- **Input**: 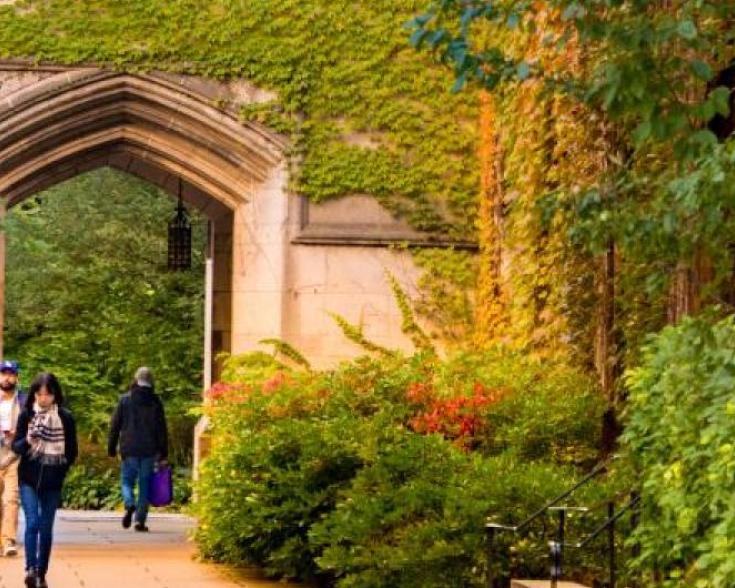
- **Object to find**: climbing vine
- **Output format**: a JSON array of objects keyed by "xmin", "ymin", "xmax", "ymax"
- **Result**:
[
  {"xmin": 0, "ymin": 0, "xmax": 480, "ymax": 238},
  {"xmin": 410, "ymin": 0, "xmax": 735, "ymax": 371},
  {"xmin": 0, "ymin": 0, "xmax": 484, "ymax": 341},
  {"xmin": 6, "ymin": 0, "xmax": 733, "ymax": 366}
]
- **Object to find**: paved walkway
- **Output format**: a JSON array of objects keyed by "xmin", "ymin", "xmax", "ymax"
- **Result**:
[{"xmin": 0, "ymin": 511, "xmax": 296, "ymax": 588}]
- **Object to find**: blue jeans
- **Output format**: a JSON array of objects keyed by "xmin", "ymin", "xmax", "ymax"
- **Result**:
[
  {"xmin": 121, "ymin": 456, "xmax": 154, "ymax": 524},
  {"xmin": 19, "ymin": 484, "xmax": 61, "ymax": 574}
]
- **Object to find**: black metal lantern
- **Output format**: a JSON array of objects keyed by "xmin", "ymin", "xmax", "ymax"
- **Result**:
[{"xmin": 168, "ymin": 179, "xmax": 191, "ymax": 270}]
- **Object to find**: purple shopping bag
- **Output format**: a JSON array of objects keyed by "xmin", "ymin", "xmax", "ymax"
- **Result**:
[{"xmin": 148, "ymin": 465, "xmax": 173, "ymax": 507}]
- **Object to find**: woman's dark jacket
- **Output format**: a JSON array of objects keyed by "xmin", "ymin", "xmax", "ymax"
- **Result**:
[
  {"xmin": 107, "ymin": 384, "xmax": 168, "ymax": 460},
  {"xmin": 12, "ymin": 407, "xmax": 78, "ymax": 492}
]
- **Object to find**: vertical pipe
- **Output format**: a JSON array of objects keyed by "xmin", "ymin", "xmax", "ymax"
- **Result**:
[
  {"xmin": 630, "ymin": 492, "xmax": 641, "ymax": 588},
  {"xmin": 486, "ymin": 524, "xmax": 511, "ymax": 588},
  {"xmin": 550, "ymin": 510, "xmax": 565, "ymax": 588},
  {"xmin": 194, "ymin": 220, "xmax": 215, "ymax": 485},
  {"xmin": 558, "ymin": 509, "xmax": 565, "ymax": 581},
  {"xmin": 595, "ymin": 239, "xmax": 617, "ymax": 404},
  {"xmin": 203, "ymin": 220, "xmax": 214, "ymax": 392}
]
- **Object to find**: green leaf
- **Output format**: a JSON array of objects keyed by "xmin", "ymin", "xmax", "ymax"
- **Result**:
[
  {"xmin": 427, "ymin": 29, "xmax": 446, "ymax": 48},
  {"xmin": 690, "ymin": 59, "xmax": 713, "ymax": 81},
  {"xmin": 451, "ymin": 72, "xmax": 467, "ymax": 93},
  {"xmin": 710, "ymin": 86, "xmax": 732, "ymax": 117},
  {"xmin": 633, "ymin": 120, "xmax": 652, "ymax": 145},
  {"xmin": 409, "ymin": 28, "xmax": 428, "ymax": 48},
  {"xmin": 677, "ymin": 20, "xmax": 698, "ymax": 40},
  {"xmin": 689, "ymin": 129, "xmax": 718, "ymax": 147}
]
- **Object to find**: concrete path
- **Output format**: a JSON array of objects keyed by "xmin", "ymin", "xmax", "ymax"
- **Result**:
[{"xmin": 0, "ymin": 510, "xmax": 296, "ymax": 588}]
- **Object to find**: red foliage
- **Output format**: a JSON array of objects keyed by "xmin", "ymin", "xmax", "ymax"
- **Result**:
[
  {"xmin": 262, "ymin": 370, "xmax": 289, "ymax": 394},
  {"xmin": 407, "ymin": 381, "xmax": 508, "ymax": 447},
  {"xmin": 204, "ymin": 381, "xmax": 250, "ymax": 403},
  {"xmin": 406, "ymin": 381, "xmax": 433, "ymax": 404}
]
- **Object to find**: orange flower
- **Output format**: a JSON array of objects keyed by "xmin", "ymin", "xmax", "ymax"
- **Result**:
[{"xmin": 261, "ymin": 371, "xmax": 289, "ymax": 394}]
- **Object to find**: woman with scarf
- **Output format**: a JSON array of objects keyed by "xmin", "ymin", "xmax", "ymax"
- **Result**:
[{"xmin": 12, "ymin": 373, "xmax": 77, "ymax": 588}]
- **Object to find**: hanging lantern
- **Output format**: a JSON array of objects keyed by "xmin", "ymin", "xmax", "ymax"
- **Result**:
[{"xmin": 168, "ymin": 179, "xmax": 191, "ymax": 270}]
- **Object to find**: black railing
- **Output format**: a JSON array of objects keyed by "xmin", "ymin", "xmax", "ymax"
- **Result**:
[{"xmin": 485, "ymin": 458, "xmax": 639, "ymax": 588}]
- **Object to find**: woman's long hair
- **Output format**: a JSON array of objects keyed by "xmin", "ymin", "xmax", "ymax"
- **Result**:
[{"xmin": 24, "ymin": 372, "xmax": 64, "ymax": 412}]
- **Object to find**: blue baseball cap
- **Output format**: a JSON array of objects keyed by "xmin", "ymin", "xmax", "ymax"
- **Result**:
[{"xmin": 0, "ymin": 360, "xmax": 19, "ymax": 374}]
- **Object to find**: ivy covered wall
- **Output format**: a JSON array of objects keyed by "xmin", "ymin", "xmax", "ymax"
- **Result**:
[
  {"xmin": 0, "ymin": 0, "xmax": 479, "ymax": 237},
  {"xmin": 0, "ymin": 0, "xmax": 483, "ymax": 342}
]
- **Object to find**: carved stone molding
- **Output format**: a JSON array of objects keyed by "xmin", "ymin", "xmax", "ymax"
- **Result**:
[{"xmin": 0, "ymin": 60, "xmax": 286, "ymax": 216}]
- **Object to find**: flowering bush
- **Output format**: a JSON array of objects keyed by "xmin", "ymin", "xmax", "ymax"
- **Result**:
[
  {"xmin": 408, "ymin": 381, "xmax": 508, "ymax": 446},
  {"xmin": 194, "ymin": 348, "xmax": 608, "ymax": 586},
  {"xmin": 203, "ymin": 381, "xmax": 247, "ymax": 402}
]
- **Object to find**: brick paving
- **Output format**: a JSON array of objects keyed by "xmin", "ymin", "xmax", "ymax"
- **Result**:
[{"xmin": 0, "ymin": 510, "xmax": 295, "ymax": 588}]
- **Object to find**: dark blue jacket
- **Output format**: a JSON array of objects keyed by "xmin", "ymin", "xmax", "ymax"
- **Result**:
[
  {"xmin": 12, "ymin": 406, "xmax": 78, "ymax": 492},
  {"xmin": 108, "ymin": 384, "xmax": 168, "ymax": 460}
]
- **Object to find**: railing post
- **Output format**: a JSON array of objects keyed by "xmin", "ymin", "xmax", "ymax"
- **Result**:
[
  {"xmin": 486, "ymin": 524, "xmax": 496, "ymax": 588},
  {"xmin": 549, "ymin": 509, "xmax": 565, "ymax": 588},
  {"xmin": 629, "ymin": 491, "xmax": 641, "ymax": 588},
  {"xmin": 608, "ymin": 501, "xmax": 616, "ymax": 588},
  {"xmin": 486, "ymin": 523, "xmax": 510, "ymax": 588}
]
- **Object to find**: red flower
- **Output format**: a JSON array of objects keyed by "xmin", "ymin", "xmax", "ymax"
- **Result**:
[{"xmin": 262, "ymin": 371, "xmax": 288, "ymax": 394}]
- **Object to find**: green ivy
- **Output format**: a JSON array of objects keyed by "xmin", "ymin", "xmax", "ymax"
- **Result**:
[{"xmin": 0, "ymin": 0, "xmax": 480, "ymax": 241}]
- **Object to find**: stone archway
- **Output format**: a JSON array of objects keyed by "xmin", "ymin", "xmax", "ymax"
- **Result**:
[
  {"xmin": 0, "ymin": 59, "xmax": 444, "ymax": 385},
  {"xmin": 0, "ymin": 60, "xmax": 287, "ymax": 384}
]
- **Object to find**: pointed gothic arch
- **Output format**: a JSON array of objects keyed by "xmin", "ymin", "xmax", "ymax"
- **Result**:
[
  {"xmin": 0, "ymin": 62, "xmax": 288, "ymax": 383},
  {"xmin": 0, "ymin": 60, "xmax": 434, "ymax": 384}
]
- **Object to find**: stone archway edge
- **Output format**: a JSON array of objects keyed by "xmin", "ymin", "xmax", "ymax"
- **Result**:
[
  {"xmin": 0, "ymin": 68, "xmax": 286, "ymax": 154},
  {"xmin": 0, "ymin": 63, "xmax": 288, "ymax": 208}
]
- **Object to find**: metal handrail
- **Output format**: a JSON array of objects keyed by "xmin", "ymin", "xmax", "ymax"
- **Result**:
[
  {"xmin": 575, "ymin": 493, "xmax": 641, "ymax": 550},
  {"xmin": 485, "ymin": 457, "xmax": 611, "ymax": 534},
  {"xmin": 485, "ymin": 456, "xmax": 624, "ymax": 588}
]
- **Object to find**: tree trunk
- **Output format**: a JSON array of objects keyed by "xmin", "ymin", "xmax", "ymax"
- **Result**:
[
  {"xmin": 595, "ymin": 240, "xmax": 617, "ymax": 404},
  {"xmin": 667, "ymin": 249, "xmax": 712, "ymax": 323}
]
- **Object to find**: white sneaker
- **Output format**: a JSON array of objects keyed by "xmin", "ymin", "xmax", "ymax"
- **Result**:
[{"xmin": 3, "ymin": 541, "xmax": 17, "ymax": 556}]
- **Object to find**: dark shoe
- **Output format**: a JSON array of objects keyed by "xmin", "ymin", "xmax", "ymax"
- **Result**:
[
  {"xmin": 122, "ymin": 505, "xmax": 135, "ymax": 529},
  {"xmin": 24, "ymin": 569, "xmax": 37, "ymax": 588},
  {"xmin": 35, "ymin": 573, "xmax": 48, "ymax": 588},
  {"xmin": 134, "ymin": 522, "xmax": 149, "ymax": 532}
]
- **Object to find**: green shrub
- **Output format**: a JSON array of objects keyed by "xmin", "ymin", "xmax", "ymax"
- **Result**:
[
  {"xmin": 311, "ymin": 435, "xmax": 606, "ymax": 588},
  {"xmin": 430, "ymin": 349, "xmax": 604, "ymax": 463},
  {"xmin": 62, "ymin": 443, "xmax": 192, "ymax": 511},
  {"xmin": 63, "ymin": 460, "xmax": 121, "ymax": 511},
  {"xmin": 194, "ymin": 348, "xmax": 610, "ymax": 586},
  {"xmin": 623, "ymin": 314, "xmax": 735, "ymax": 587}
]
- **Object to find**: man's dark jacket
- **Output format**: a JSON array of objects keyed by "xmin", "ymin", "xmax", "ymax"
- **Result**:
[
  {"xmin": 12, "ymin": 407, "xmax": 78, "ymax": 492},
  {"xmin": 108, "ymin": 384, "xmax": 168, "ymax": 460}
]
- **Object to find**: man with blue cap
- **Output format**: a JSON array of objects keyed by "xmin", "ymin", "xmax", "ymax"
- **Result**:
[{"xmin": 0, "ymin": 360, "xmax": 24, "ymax": 557}]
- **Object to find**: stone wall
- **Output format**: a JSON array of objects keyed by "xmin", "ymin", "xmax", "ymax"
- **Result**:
[{"xmin": 0, "ymin": 61, "xmax": 428, "ymax": 370}]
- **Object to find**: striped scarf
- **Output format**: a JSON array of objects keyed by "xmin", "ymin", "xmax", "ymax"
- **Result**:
[{"xmin": 28, "ymin": 402, "xmax": 66, "ymax": 465}]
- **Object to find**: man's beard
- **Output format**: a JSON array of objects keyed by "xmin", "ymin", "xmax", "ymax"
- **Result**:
[{"xmin": 0, "ymin": 382, "xmax": 16, "ymax": 392}]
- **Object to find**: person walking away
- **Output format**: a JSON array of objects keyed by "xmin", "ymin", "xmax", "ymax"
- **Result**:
[
  {"xmin": 107, "ymin": 367, "xmax": 168, "ymax": 532},
  {"xmin": 12, "ymin": 372, "xmax": 78, "ymax": 588},
  {"xmin": 0, "ymin": 359, "xmax": 25, "ymax": 557}
]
